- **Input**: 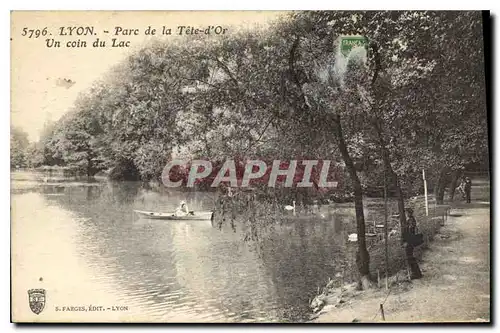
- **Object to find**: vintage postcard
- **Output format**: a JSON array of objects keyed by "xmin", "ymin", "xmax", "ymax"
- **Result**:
[{"xmin": 10, "ymin": 10, "xmax": 490, "ymax": 323}]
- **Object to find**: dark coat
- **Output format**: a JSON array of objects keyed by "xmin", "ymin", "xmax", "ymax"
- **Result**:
[
  {"xmin": 465, "ymin": 180, "xmax": 472, "ymax": 192},
  {"xmin": 403, "ymin": 216, "xmax": 417, "ymax": 243}
]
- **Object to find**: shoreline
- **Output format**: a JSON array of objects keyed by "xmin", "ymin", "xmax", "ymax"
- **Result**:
[{"xmin": 309, "ymin": 203, "xmax": 490, "ymax": 323}]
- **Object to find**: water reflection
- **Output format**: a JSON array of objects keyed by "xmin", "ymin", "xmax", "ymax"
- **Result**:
[{"xmin": 11, "ymin": 171, "xmax": 383, "ymax": 322}]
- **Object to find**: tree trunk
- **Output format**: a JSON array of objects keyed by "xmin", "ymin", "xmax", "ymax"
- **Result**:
[
  {"xmin": 87, "ymin": 157, "xmax": 93, "ymax": 178},
  {"xmin": 435, "ymin": 167, "xmax": 449, "ymax": 205},
  {"xmin": 371, "ymin": 118, "xmax": 407, "ymax": 236},
  {"xmin": 332, "ymin": 114, "xmax": 371, "ymax": 289},
  {"xmin": 370, "ymin": 116, "xmax": 423, "ymax": 278},
  {"xmin": 380, "ymin": 149, "xmax": 407, "ymax": 241},
  {"xmin": 448, "ymin": 169, "xmax": 461, "ymax": 201},
  {"xmin": 393, "ymin": 178, "xmax": 407, "ymax": 239},
  {"xmin": 368, "ymin": 48, "xmax": 420, "ymax": 278}
]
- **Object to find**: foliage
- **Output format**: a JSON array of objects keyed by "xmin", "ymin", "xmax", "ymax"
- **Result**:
[
  {"xmin": 10, "ymin": 127, "xmax": 29, "ymax": 168},
  {"xmin": 32, "ymin": 12, "xmax": 487, "ymax": 192},
  {"xmin": 22, "ymin": 10, "xmax": 488, "ymax": 287}
]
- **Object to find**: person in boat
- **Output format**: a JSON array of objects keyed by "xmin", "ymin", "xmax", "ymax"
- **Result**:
[
  {"xmin": 175, "ymin": 201, "xmax": 189, "ymax": 217},
  {"xmin": 403, "ymin": 208, "xmax": 423, "ymax": 280}
]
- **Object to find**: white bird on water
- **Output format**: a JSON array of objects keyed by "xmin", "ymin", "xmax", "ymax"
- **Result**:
[
  {"xmin": 284, "ymin": 200, "xmax": 296, "ymax": 216},
  {"xmin": 348, "ymin": 233, "xmax": 358, "ymax": 242}
]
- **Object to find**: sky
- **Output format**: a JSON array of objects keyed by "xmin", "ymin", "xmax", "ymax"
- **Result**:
[{"xmin": 10, "ymin": 11, "xmax": 286, "ymax": 142}]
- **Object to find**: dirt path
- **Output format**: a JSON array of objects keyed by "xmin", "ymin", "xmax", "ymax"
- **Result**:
[{"xmin": 313, "ymin": 204, "xmax": 491, "ymax": 323}]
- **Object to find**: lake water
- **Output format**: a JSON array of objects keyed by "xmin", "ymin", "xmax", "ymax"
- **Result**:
[{"xmin": 11, "ymin": 170, "xmax": 389, "ymax": 323}]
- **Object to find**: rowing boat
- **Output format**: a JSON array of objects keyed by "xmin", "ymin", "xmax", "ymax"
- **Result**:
[{"xmin": 134, "ymin": 209, "xmax": 213, "ymax": 221}]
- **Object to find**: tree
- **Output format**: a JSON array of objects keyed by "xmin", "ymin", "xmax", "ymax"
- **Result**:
[
  {"xmin": 10, "ymin": 127, "xmax": 29, "ymax": 168},
  {"xmin": 49, "ymin": 97, "xmax": 107, "ymax": 177},
  {"xmin": 271, "ymin": 10, "xmax": 487, "ymax": 282},
  {"xmin": 36, "ymin": 10, "xmax": 488, "ymax": 286}
]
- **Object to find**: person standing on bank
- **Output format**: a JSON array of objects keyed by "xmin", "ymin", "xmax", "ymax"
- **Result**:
[
  {"xmin": 464, "ymin": 177, "xmax": 472, "ymax": 203},
  {"xmin": 457, "ymin": 177, "xmax": 466, "ymax": 200},
  {"xmin": 403, "ymin": 208, "xmax": 423, "ymax": 280}
]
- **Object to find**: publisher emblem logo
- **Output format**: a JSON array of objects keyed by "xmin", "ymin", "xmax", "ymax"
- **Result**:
[{"xmin": 28, "ymin": 288, "xmax": 46, "ymax": 315}]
